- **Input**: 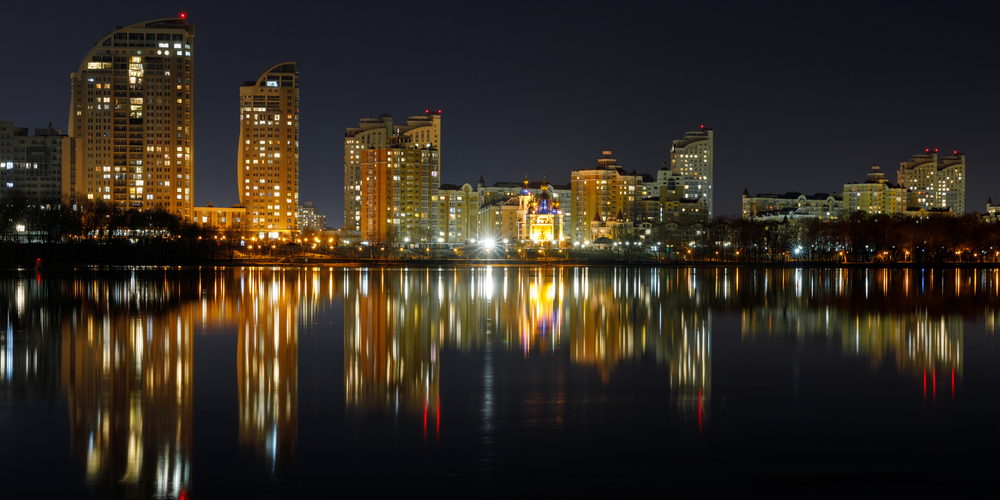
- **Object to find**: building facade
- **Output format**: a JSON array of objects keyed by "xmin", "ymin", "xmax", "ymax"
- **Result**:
[
  {"xmin": 344, "ymin": 112, "xmax": 440, "ymax": 231},
  {"xmin": 297, "ymin": 201, "xmax": 326, "ymax": 232},
  {"xmin": 0, "ymin": 122, "xmax": 68, "ymax": 202},
  {"xmin": 193, "ymin": 203, "xmax": 246, "ymax": 229},
  {"xmin": 237, "ymin": 62, "xmax": 299, "ymax": 238},
  {"xmin": 67, "ymin": 17, "xmax": 195, "ymax": 218},
  {"xmin": 671, "ymin": 127, "xmax": 714, "ymax": 219},
  {"xmin": 897, "ymin": 150, "xmax": 966, "ymax": 215},
  {"xmin": 843, "ymin": 165, "xmax": 909, "ymax": 216},
  {"xmin": 569, "ymin": 151, "xmax": 645, "ymax": 242},
  {"xmin": 358, "ymin": 139, "xmax": 440, "ymax": 244},
  {"xmin": 742, "ymin": 191, "xmax": 843, "ymax": 222},
  {"xmin": 437, "ymin": 183, "xmax": 479, "ymax": 244}
]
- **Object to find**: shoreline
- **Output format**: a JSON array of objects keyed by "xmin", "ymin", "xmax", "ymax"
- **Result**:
[{"xmin": 6, "ymin": 258, "xmax": 1000, "ymax": 272}]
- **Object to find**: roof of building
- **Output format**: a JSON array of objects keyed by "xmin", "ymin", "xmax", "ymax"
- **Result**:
[
  {"xmin": 438, "ymin": 183, "xmax": 462, "ymax": 191},
  {"xmin": 750, "ymin": 191, "xmax": 840, "ymax": 201}
]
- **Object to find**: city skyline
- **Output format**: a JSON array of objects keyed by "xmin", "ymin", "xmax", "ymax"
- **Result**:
[{"xmin": 2, "ymin": 1, "xmax": 998, "ymax": 225}]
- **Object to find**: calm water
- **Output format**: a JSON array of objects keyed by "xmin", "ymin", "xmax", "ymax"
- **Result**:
[{"xmin": 2, "ymin": 266, "xmax": 1000, "ymax": 498}]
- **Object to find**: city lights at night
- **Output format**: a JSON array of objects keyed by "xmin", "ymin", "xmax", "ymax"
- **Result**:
[{"xmin": 3, "ymin": 1, "xmax": 1000, "ymax": 498}]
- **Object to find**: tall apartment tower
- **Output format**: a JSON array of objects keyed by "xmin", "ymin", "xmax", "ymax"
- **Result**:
[
  {"xmin": 344, "ymin": 111, "xmax": 440, "ymax": 230},
  {"xmin": 897, "ymin": 150, "xmax": 966, "ymax": 215},
  {"xmin": 358, "ymin": 137, "xmax": 440, "ymax": 243},
  {"xmin": 67, "ymin": 18, "xmax": 195, "ymax": 218},
  {"xmin": 237, "ymin": 62, "xmax": 299, "ymax": 237},
  {"xmin": 671, "ymin": 126, "xmax": 714, "ymax": 219}
]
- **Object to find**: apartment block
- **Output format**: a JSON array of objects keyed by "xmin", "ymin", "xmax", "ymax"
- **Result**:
[
  {"xmin": 345, "ymin": 112, "xmax": 440, "ymax": 231},
  {"xmin": 897, "ymin": 150, "xmax": 966, "ymax": 215},
  {"xmin": 68, "ymin": 18, "xmax": 195, "ymax": 218},
  {"xmin": 237, "ymin": 62, "xmax": 299, "ymax": 238},
  {"xmin": 0, "ymin": 122, "xmax": 69, "ymax": 203}
]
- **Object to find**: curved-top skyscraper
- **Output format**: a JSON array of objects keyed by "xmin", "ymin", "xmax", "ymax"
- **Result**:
[
  {"xmin": 237, "ymin": 62, "xmax": 299, "ymax": 237},
  {"xmin": 67, "ymin": 17, "xmax": 195, "ymax": 220}
]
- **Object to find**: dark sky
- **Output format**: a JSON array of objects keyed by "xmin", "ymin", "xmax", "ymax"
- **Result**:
[{"xmin": 3, "ymin": 1, "xmax": 999, "ymax": 224}]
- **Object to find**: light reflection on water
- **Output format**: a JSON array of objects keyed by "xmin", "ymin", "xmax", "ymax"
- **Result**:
[{"xmin": 2, "ymin": 266, "xmax": 999, "ymax": 497}]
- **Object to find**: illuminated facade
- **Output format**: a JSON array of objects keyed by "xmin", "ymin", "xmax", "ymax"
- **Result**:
[
  {"xmin": 897, "ymin": 150, "xmax": 966, "ymax": 215},
  {"xmin": 296, "ymin": 201, "xmax": 326, "ymax": 231},
  {"xmin": 570, "ymin": 150, "xmax": 646, "ymax": 242},
  {"xmin": 843, "ymin": 165, "xmax": 910, "ymax": 215},
  {"xmin": 344, "ymin": 112, "xmax": 441, "ymax": 231},
  {"xmin": 67, "ymin": 18, "xmax": 195, "ymax": 218},
  {"xmin": 238, "ymin": 62, "xmax": 299, "ymax": 237},
  {"xmin": 0, "ymin": 122, "xmax": 69, "ymax": 202},
  {"xmin": 670, "ymin": 127, "xmax": 714, "ymax": 219},
  {"xmin": 193, "ymin": 202, "xmax": 246, "ymax": 228},
  {"xmin": 358, "ymin": 139, "xmax": 440, "ymax": 243},
  {"xmin": 437, "ymin": 183, "xmax": 479, "ymax": 244}
]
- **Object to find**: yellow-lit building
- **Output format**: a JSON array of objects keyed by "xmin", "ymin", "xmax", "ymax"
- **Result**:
[
  {"xmin": 67, "ymin": 18, "xmax": 196, "ymax": 219},
  {"xmin": 671, "ymin": 126, "xmax": 714, "ymax": 218},
  {"xmin": 437, "ymin": 183, "xmax": 479, "ymax": 244},
  {"xmin": 345, "ymin": 112, "xmax": 441, "ymax": 231},
  {"xmin": 897, "ymin": 150, "xmax": 966, "ymax": 215},
  {"xmin": 359, "ymin": 139, "xmax": 440, "ymax": 243},
  {"xmin": 570, "ymin": 150, "xmax": 645, "ymax": 242},
  {"xmin": 193, "ymin": 202, "xmax": 247, "ymax": 229},
  {"xmin": 237, "ymin": 62, "xmax": 299, "ymax": 238},
  {"xmin": 843, "ymin": 165, "xmax": 910, "ymax": 215}
]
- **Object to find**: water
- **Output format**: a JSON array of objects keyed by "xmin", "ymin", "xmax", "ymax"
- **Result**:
[{"xmin": 2, "ymin": 266, "xmax": 1000, "ymax": 498}]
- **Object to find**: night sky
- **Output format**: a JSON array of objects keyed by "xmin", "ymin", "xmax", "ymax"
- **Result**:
[{"xmin": 3, "ymin": 1, "xmax": 998, "ymax": 225}]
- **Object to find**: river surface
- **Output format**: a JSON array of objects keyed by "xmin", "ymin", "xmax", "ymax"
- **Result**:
[{"xmin": 2, "ymin": 266, "xmax": 999, "ymax": 498}]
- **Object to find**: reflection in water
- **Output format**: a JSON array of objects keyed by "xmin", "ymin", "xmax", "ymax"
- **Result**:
[
  {"xmin": 740, "ymin": 268, "xmax": 966, "ymax": 389},
  {"xmin": 344, "ymin": 269, "xmax": 441, "ymax": 440},
  {"xmin": 237, "ymin": 269, "xmax": 298, "ymax": 469},
  {"xmin": 342, "ymin": 267, "xmax": 712, "ymax": 429},
  {"xmin": 7, "ymin": 266, "xmax": 1000, "ymax": 497},
  {"xmin": 60, "ymin": 277, "xmax": 193, "ymax": 499},
  {"xmin": 0, "ymin": 277, "xmax": 61, "ymax": 403}
]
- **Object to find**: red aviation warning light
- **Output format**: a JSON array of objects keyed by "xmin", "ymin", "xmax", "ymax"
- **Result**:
[{"xmin": 180, "ymin": 12, "xmax": 187, "ymax": 19}]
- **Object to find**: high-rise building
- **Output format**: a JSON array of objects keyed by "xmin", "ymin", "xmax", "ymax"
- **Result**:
[
  {"xmin": 897, "ymin": 150, "xmax": 966, "ymax": 215},
  {"xmin": 358, "ymin": 138, "xmax": 440, "ymax": 243},
  {"xmin": 670, "ymin": 126, "xmax": 714, "ymax": 219},
  {"xmin": 0, "ymin": 122, "xmax": 69, "ymax": 203},
  {"xmin": 344, "ymin": 112, "xmax": 440, "ymax": 230},
  {"xmin": 569, "ymin": 150, "xmax": 645, "ymax": 242},
  {"xmin": 67, "ymin": 18, "xmax": 195, "ymax": 218},
  {"xmin": 237, "ymin": 62, "xmax": 299, "ymax": 237}
]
